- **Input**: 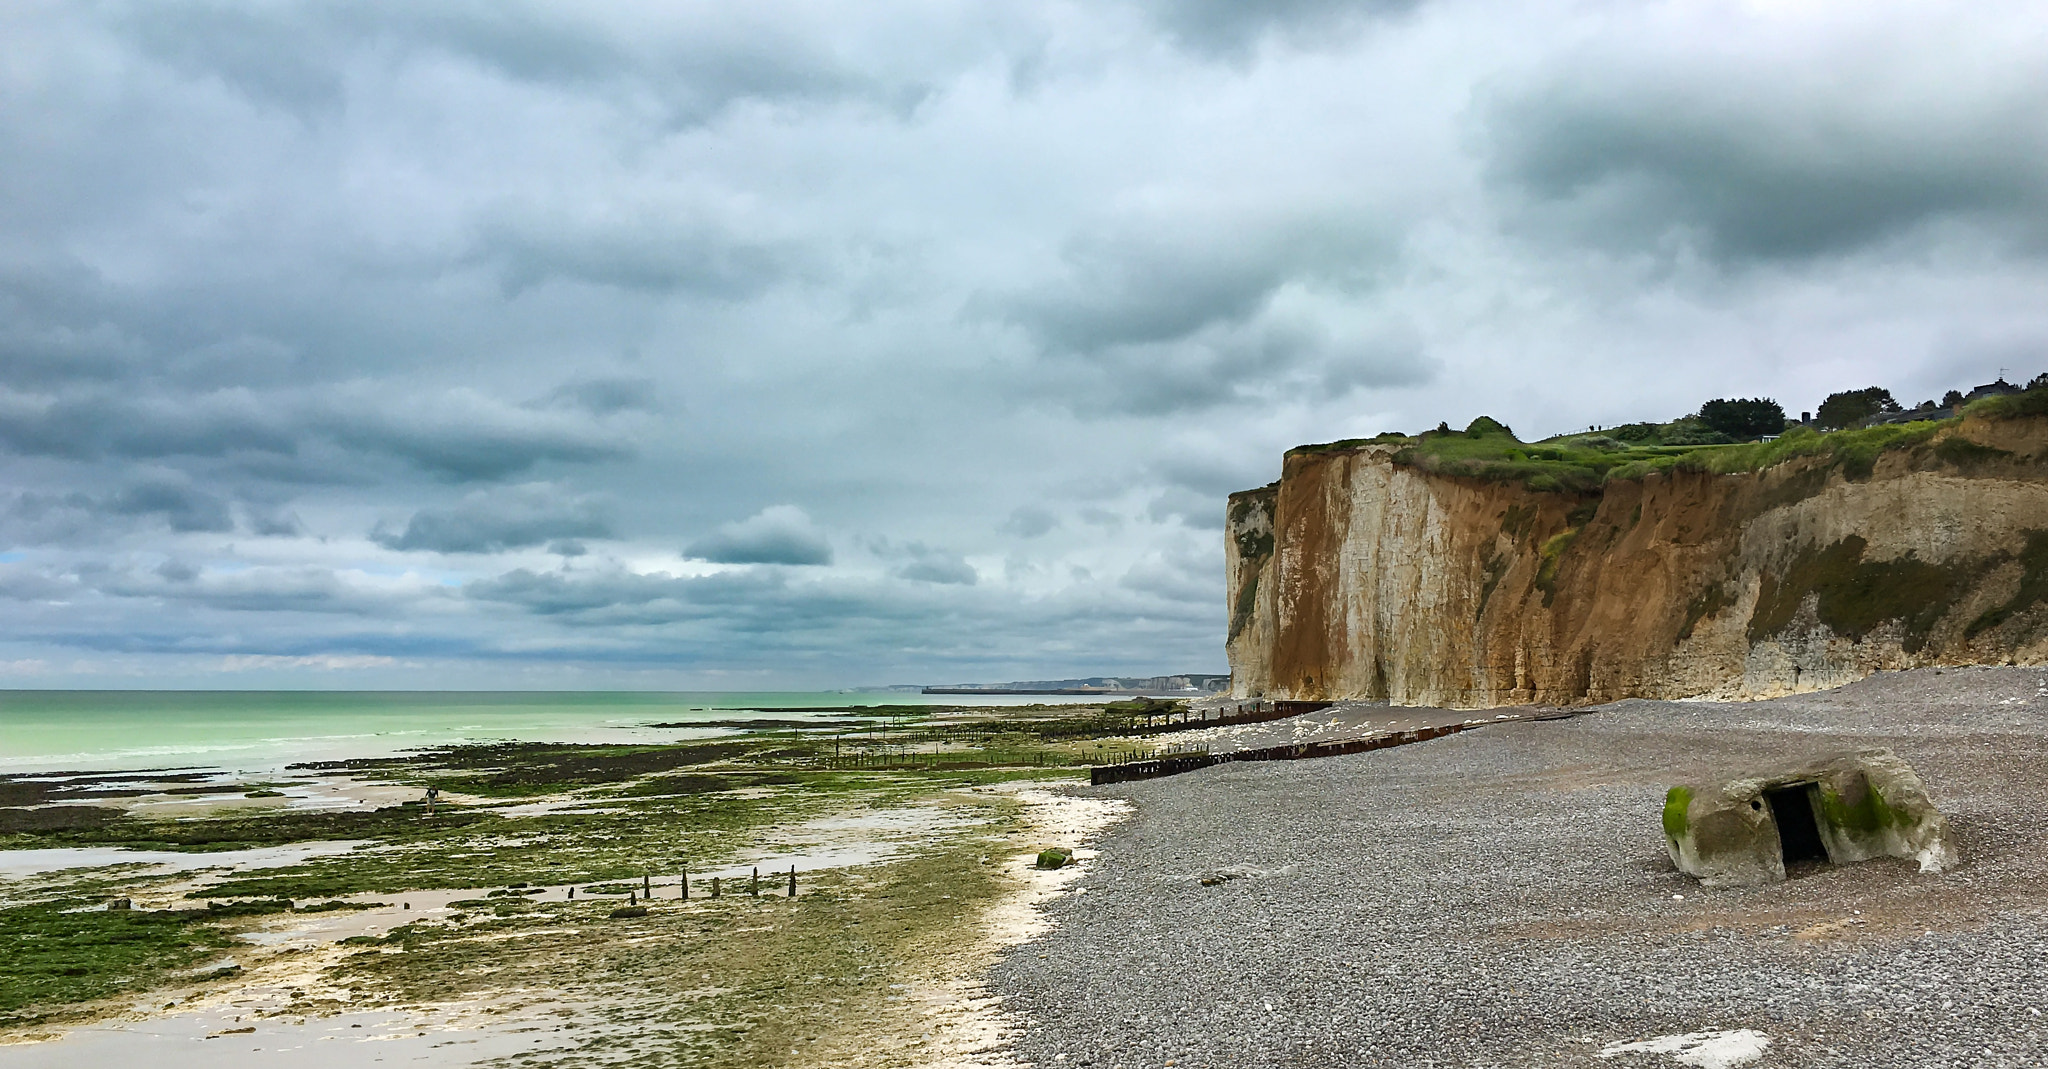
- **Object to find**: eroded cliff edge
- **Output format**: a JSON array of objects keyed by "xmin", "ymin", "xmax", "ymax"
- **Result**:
[{"xmin": 1227, "ymin": 413, "xmax": 2048, "ymax": 707}]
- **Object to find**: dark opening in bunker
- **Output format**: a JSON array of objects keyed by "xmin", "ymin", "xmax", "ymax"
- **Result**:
[{"xmin": 1765, "ymin": 785, "xmax": 1829, "ymax": 865}]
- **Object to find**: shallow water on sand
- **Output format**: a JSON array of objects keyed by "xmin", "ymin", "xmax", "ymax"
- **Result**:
[{"xmin": 0, "ymin": 690, "xmax": 1095, "ymax": 774}]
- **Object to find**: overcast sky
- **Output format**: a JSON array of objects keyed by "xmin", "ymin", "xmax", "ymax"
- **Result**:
[{"xmin": 3, "ymin": 0, "xmax": 2046, "ymax": 689}]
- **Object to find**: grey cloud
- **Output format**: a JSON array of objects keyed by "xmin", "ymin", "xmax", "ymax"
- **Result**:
[
  {"xmin": 81, "ymin": 562, "xmax": 413, "ymax": 616},
  {"xmin": 1118, "ymin": 554, "xmax": 1213, "ymax": 603},
  {"xmin": 893, "ymin": 544, "xmax": 977, "ymax": 586},
  {"xmin": 988, "ymin": 216, "xmax": 1422, "ymax": 414},
  {"xmin": 0, "ymin": 385, "xmax": 631, "ymax": 480},
  {"xmin": 108, "ymin": 477, "xmax": 235, "ymax": 533},
  {"xmin": 1001, "ymin": 506, "xmax": 1058, "ymax": 539},
  {"xmin": 119, "ymin": 1, "xmax": 938, "ymax": 126},
  {"xmin": 996, "ymin": 221, "xmax": 1381, "ymax": 353},
  {"xmin": 1485, "ymin": 62, "xmax": 2048, "ymax": 262},
  {"xmin": 0, "ymin": 387, "xmax": 293, "ymax": 461},
  {"xmin": 685, "ymin": 505, "xmax": 832, "ymax": 565},
  {"xmin": 1146, "ymin": 487, "xmax": 1225, "ymax": 530},
  {"xmin": 1136, "ymin": 0, "xmax": 1419, "ymax": 57},
  {"xmin": 466, "ymin": 567, "xmax": 695, "ymax": 617},
  {"xmin": 372, "ymin": 483, "xmax": 613, "ymax": 554},
  {"xmin": 318, "ymin": 388, "xmax": 632, "ymax": 480},
  {"xmin": 478, "ymin": 214, "xmax": 801, "ymax": 298},
  {"xmin": 243, "ymin": 507, "xmax": 304, "ymax": 537},
  {"xmin": 537, "ymin": 377, "xmax": 662, "ymax": 415},
  {"xmin": 0, "ymin": 478, "xmax": 232, "ymax": 543},
  {"xmin": 0, "ymin": 481, "xmax": 282, "ymax": 544},
  {"xmin": 124, "ymin": 2, "xmax": 349, "ymax": 115}
]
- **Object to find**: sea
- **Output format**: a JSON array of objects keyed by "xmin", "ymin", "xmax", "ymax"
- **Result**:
[{"xmin": 0, "ymin": 690, "xmax": 1102, "ymax": 775}]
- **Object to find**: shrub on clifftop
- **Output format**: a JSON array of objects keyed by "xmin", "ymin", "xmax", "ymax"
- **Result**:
[
  {"xmin": 1696, "ymin": 397, "xmax": 1786, "ymax": 440},
  {"xmin": 1817, "ymin": 387, "xmax": 1901, "ymax": 430}
]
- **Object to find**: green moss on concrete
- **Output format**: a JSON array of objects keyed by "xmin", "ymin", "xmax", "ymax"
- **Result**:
[
  {"xmin": 1662, "ymin": 787, "xmax": 1692, "ymax": 840},
  {"xmin": 1816, "ymin": 782, "xmax": 1901, "ymax": 836}
]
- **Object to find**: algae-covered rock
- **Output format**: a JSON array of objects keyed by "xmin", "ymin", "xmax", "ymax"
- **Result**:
[
  {"xmin": 1035, "ymin": 847, "xmax": 1074, "ymax": 870},
  {"xmin": 1663, "ymin": 748, "xmax": 1958, "ymax": 887}
]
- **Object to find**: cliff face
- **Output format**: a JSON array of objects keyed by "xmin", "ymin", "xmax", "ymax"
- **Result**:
[{"xmin": 1226, "ymin": 415, "xmax": 2048, "ymax": 707}]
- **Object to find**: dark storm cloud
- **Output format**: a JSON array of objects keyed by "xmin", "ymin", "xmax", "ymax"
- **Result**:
[
  {"xmin": 684, "ymin": 506, "xmax": 833, "ymax": 566},
  {"xmin": 1484, "ymin": 49, "xmax": 2048, "ymax": 262},
  {"xmin": 372, "ymin": 483, "xmax": 614, "ymax": 554}
]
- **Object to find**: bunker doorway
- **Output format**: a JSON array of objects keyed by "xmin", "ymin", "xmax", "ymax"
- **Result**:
[{"xmin": 1765, "ymin": 785, "xmax": 1829, "ymax": 866}]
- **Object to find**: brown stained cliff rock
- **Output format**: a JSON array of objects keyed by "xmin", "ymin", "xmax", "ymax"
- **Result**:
[{"xmin": 1226, "ymin": 415, "xmax": 2048, "ymax": 706}]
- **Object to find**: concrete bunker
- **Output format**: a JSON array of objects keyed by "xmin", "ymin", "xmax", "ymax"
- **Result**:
[{"xmin": 1662, "ymin": 748, "xmax": 1958, "ymax": 888}]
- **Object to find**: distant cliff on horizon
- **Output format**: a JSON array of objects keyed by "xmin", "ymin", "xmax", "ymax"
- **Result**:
[
  {"xmin": 1225, "ymin": 395, "xmax": 2048, "ymax": 707},
  {"xmin": 925, "ymin": 674, "xmax": 1229, "ymax": 695}
]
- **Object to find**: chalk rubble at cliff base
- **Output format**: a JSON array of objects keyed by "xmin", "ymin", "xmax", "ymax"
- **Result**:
[{"xmin": 992, "ymin": 666, "xmax": 2048, "ymax": 1068}]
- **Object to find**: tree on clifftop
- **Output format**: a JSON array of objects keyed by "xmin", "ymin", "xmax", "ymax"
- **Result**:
[
  {"xmin": 1816, "ymin": 387, "xmax": 1901, "ymax": 430},
  {"xmin": 1696, "ymin": 397, "xmax": 1786, "ymax": 439}
]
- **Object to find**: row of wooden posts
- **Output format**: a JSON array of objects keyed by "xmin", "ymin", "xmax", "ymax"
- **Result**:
[{"xmin": 561, "ymin": 865, "xmax": 800, "ymax": 902}]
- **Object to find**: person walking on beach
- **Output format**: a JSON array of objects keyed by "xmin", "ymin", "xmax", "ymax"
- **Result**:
[{"xmin": 424, "ymin": 786, "xmax": 440, "ymax": 816}]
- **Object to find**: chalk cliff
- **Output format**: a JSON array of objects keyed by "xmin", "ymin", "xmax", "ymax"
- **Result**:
[{"xmin": 1226, "ymin": 413, "xmax": 2048, "ymax": 706}]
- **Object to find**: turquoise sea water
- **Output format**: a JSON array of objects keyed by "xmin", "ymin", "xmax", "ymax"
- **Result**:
[{"xmin": 0, "ymin": 691, "xmax": 1098, "ymax": 774}]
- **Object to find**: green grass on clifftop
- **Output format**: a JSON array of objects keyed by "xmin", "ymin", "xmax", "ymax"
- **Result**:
[{"xmin": 1281, "ymin": 394, "xmax": 2048, "ymax": 492}]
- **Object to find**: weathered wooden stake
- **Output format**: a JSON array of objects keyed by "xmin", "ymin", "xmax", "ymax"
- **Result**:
[
  {"xmin": 681, "ymin": 868, "xmax": 690, "ymax": 900},
  {"xmin": 712, "ymin": 877, "xmax": 721, "ymax": 898},
  {"xmin": 643, "ymin": 873, "xmax": 651, "ymax": 897},
  {"xmin": 787, "ymin": 866, "xmax": 796, "ymax": 897},
  {"xmin": 750, "ymin": 867, "xmax": 759, "ymax": 896}
]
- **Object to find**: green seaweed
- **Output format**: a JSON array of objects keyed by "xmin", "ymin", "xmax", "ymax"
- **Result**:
[{"xmin": 0, "ymin": 902, "xmax": 244, "ymax": 1023}]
